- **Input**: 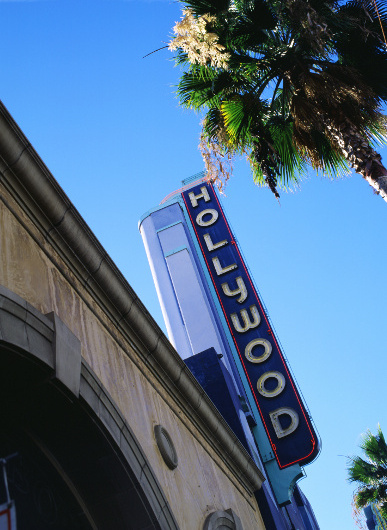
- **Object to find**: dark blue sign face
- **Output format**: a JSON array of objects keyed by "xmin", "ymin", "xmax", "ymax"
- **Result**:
[{"xmin": 182, "ymin": 183, "xmax": 319, "ymax": 469}]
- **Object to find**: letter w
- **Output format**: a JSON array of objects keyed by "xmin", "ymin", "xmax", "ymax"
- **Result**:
[{"xmin": 230, "ymin": 306, "xmax": 261, "ymax": 333}]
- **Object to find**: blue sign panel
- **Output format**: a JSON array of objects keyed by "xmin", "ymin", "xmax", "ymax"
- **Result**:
[{"xmin": 182, "ymin": 183, "xmax": 319, "ymax": 469}]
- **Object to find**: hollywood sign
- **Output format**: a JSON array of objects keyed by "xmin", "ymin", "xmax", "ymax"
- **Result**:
[{"xmin": 182, "ymin": 184, "xmax": 319, "ymax": 469}]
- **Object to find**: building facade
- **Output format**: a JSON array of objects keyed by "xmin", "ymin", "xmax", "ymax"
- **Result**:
[
  {"xmin": 140, "ymin": 175, "xmax": 321, "ymax": 529},
  {"xmin": 0, "ymin": 102, "xmax": 267, "ymax": 529}
]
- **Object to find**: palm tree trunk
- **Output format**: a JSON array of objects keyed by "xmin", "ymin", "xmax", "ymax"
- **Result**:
[
  {"xmin": 324, "ymin": 120, "xmax": 387, "ymax": 202},
  {"xmin": 364, "ymin": 173, "xmax": 387, "ymax": 202}
]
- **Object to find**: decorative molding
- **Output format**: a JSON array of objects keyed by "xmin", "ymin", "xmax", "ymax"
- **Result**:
[
  {"xmin": 203, "ymin": 508, "xmax": 243, "ymax": 530},
  {"xmin": 154, "ymin": 425, "xmax": 178, "ymax": 470},
  {"xmin": 46, "ymin": 311, "xmax": 82, "ymax": 397}
]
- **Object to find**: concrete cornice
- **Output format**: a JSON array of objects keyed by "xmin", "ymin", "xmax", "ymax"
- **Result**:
[{"xmin": 0, "ymin": 101, "xmax": 264, "ymax": 495}]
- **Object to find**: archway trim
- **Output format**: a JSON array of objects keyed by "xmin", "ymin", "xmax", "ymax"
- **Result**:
[{"xmin": 0, "ymin": 284, "xmax": 179, "ymax": 530}]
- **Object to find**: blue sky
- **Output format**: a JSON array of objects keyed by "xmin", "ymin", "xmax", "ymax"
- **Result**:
[{"xmin": 1, "ymin": 1, "xmax": 387, "ymax": 528}]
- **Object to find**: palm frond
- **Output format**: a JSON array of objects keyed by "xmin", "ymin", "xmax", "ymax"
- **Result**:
[
  {"xmin": 355, "ymin": 485, "xmax": 381, "ymax": 508},
  {"xmin": 220, "ymin": 97, "xmax": 254, "ymax": 144},
  {"xmin": 170, "ymin": 0, "xmax": 387, "ymax": 197},
  {"xmin": 361, "ymin": 426, "xmax": 387, "ymax": 465},
  {"xmin": 268, "ymin": 116, "xmax": 305, "ymax": 186},
  {"xmin": 181, "ymin": 0, "xmax": 230, "ymax": 16},
  {"xmin": 348, "ymin": 426, "xmax": 387, "ymax": 518}
]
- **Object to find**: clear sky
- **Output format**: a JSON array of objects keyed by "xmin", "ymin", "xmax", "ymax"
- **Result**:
[{"xmin": 1, "ymin": 1, "xmax": 386, "ymax": 528}]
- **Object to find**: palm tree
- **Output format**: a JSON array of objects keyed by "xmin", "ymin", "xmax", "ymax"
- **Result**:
[
  {"xmin": 348, "ymin": 426, "xmax": 387, "ymax": 520},
  {"xmin": 168, "ymin": 0, "xmax": 387, "ymax": 200}
]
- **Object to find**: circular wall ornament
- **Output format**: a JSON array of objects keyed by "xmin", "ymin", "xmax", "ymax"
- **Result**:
[{"xmin": 154, "ymin": 425, "xmax": 178, "ymax": 470}]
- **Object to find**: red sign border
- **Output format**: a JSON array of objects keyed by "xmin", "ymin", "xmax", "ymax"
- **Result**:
[{"xmin": 182, "ymin": 184, "xmax": 318, "ymax": 468}]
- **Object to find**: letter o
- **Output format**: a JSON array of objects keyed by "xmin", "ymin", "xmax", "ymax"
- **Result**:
[
  {"xmin": 245, "ymin": 338, "xmax": 272, "ymax": 364},
  {"xmin": 257, "ymin": 371, "xmax": 286, "ymax": 398},
  {"xmin": 196, "ymin": 209, "xmax": 218, "ymax": 227}
]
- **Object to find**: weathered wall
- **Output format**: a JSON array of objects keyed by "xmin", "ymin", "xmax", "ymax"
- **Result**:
[{"xmin": 0, "ymin": 103, "xmax": 265, "ymax": 529}]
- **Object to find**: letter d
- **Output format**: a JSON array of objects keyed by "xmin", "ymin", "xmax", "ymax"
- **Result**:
[{"xmin": 269, "ymin": 408, "xmax": 299, "ymax": 439}]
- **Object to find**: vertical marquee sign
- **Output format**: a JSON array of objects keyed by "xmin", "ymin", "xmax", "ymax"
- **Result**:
[{"xmin": 182, "ymin": 183, "xmax": 319, "ymax": 469}]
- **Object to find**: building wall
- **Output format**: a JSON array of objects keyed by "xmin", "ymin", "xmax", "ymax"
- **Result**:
[{"xmin": 0, "ymin": 101, "xmax": 265, "ymax": 529}]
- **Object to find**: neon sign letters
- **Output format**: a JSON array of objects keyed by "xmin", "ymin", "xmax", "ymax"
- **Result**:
[{"xmin": 182, "ymin": 183, "xmax": 319, "ymax": 468}]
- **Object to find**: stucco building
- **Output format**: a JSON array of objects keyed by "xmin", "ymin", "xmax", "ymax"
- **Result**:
[{"xmin": 0, "ymin": 102, "xmax": 269, "ymax": 528}]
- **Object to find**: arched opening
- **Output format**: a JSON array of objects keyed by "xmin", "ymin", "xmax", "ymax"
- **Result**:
[{"xmin": 0, "ymin": 344, "xmax": 168, "ymax": 529}]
